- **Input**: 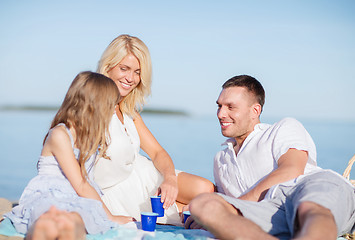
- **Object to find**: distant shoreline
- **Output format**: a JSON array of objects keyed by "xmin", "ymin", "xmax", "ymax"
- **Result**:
[{"xmin": 0, "ymin": 105, "xmax": 189, "ymax": 116}]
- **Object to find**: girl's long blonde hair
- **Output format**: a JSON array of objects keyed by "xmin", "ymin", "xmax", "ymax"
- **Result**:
[
  {"xmin": 97, "ymin": 34, "xmax": 152, "ymax": 117},
  {"xmin": 45, "ymin": 71, "xmax": 120, "ymax": 178}
]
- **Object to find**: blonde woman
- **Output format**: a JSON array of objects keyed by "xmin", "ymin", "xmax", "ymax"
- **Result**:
[
  {"xmin": 95, "ymin": 34, "xmax": 214, "ymax": 225},
  {"xmin": 4, "ymin": 72, "xmax": 131, "ymax": 239}
]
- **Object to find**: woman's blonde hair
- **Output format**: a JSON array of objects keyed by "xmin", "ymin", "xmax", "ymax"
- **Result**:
[
  {"xmin": 45, "ymin": 71, "xmax": 120, "ymax": 178},
  {"xmin": 97, "ymin": 34, "xmax": 152, "ymax": 117}
]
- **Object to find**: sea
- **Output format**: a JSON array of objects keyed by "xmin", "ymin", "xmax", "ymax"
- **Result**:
[{"xmin": 0, "ymin": 110, "xmax": 354, "ymax": 201}]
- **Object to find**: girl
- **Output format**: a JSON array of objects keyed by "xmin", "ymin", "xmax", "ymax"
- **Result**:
[
  {"xmin": 94, "ymin": 35, "xmax": 215, "ymax": 225},
  {"xmin": 5, "ymin": 71, "xmax": 133, "ymax": 240}
]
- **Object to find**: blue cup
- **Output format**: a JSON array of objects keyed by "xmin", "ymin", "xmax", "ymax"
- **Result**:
[
  {"xmin": 141, "ymin": 212, "xmax": 159, "ymax": 232},
  {"xmin": 183, "ymin": 211, "xmax": 191, "ymax": 223},
  {"xmin": 150, "ymin": 196, "xmax": 164, "ymax": 217}
]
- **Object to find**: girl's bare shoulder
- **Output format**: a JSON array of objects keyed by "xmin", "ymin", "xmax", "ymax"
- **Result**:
[
  {"xmin": 48, "ymin": 125, "xmax": 69, "ymax": 141},
  {"xmin": 44, "ymin": 125, "xmax": 72, "ymax": 151}
]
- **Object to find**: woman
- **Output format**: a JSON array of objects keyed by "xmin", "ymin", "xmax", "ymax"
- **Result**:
[{"xmin": 94, "ymin": 34, "xmax": 214, "ymax": 225}]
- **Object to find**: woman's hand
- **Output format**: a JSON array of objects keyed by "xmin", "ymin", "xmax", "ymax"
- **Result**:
[
  {"xmin": 110, "ymin": 215, "xmax": 136, "ymax": 224},
  {"xmin": 156, "ymin": 174, "xmax": 178, "ymax": 209},
  {"xmin": 179, "ymin": 204, "xmax": 190, "ymax": 223}
]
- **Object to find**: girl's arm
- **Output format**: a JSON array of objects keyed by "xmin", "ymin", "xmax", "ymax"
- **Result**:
[
  {"xmin": 44, "ymin": 125, "xmax": 134, "ymax": 224},
  {"xmin": 133, "ymin": 114, "xmax": 178, "ymax": 209}
]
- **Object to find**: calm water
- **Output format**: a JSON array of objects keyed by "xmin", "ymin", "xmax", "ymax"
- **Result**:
[{"xmin": 0, "ymin": 111, "xmax": 354, "ymax": 201}]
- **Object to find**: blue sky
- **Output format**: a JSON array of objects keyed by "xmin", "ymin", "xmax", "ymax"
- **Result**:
[{"xmin": 1, "ymin": 0, "xmax": 354, "ymax": 121}]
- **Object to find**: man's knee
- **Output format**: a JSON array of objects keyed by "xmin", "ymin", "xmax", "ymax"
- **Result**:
[
  {"xmin": 190, "ymin": 193, "xmax": 217, "ymax": 216},
  {"xmin": 190, "ymin": 193, "xmax": 235, "ymax": 222}
]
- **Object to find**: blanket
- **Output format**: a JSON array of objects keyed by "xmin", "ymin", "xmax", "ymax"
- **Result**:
[
  {"xmin": 0, "ymin": 218, "xmax": 215, "ymax": 240},
  {"xmin": 0, "ymin": 218, "xmax": 350, "ymax": 240}
]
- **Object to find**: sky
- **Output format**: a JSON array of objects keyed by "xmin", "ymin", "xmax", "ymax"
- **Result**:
[{"xmin": 0, "ymin": 0, "xmax": 354, "ymax": 121}]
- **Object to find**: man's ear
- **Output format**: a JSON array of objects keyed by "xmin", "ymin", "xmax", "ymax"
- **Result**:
[{"xmin": 251, "ymin": 103, "xmax": 262, "ymax": 119}]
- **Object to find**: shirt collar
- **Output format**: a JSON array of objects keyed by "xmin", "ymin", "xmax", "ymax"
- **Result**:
[{"xmin": 220, "ymin": 123, "xmax": 269, "ymax": 147}]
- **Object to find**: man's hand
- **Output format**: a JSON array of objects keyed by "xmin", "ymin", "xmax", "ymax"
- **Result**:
[
  {"xmin": 179, "ymin": 204, "xmax": 190, "ymax": 223},
  {"xmin": 184, "ymin": 215, "xmax": 205, "ymax": 230}
]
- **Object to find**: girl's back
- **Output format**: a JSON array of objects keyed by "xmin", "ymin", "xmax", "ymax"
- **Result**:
[{"xmin": 37, "ymin": 124, "xmax": 100, "ymax": 193}]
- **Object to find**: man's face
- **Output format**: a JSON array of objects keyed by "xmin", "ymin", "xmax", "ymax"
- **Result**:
[{"xmin": 216, "ymin": 86, "xmax": 257, "ymax": 142}]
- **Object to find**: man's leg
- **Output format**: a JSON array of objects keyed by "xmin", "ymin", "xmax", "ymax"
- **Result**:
[
  {"xmin": 188, "ymin": 193, "xmax": 277, "ymax": 240},
  {"xmin": 293, "ymin": 201, "xmax": 337, "ymax": 240}
]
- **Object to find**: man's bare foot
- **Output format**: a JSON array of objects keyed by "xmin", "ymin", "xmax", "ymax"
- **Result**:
[
  {"xmin": 25, "ymin": 206, "xmax": 86, "ymax": 240},
  {"xmin": 57, "ymin": 212, "xmax": 86, "ymax": 240},
  {"xmin": 25, "ymin": 207, "xmax": 59, "ymax": 240}
]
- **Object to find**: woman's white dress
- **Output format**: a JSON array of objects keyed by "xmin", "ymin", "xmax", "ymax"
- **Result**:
[{"xmin": 94, "ymin": 114, "xmax": 181, "ymax": 225}]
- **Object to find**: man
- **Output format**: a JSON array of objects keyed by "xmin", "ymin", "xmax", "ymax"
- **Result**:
[{"xmin": 186, "ymin": 75, "xmax": 355, "ymax": 239}]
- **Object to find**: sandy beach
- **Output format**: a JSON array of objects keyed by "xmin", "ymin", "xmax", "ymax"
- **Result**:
[
  {"xmin": 0, "ymin": 198, "xmax": 22, "ymax": 240},
  {"xmin": 0, "ymin": 234, "xmax": 22, "ymax": 240}
]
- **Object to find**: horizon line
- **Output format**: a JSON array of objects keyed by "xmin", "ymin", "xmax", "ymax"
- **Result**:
[{"xmin": 0, "ymin": 104, "xmax": 189, "ymax": 116}]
